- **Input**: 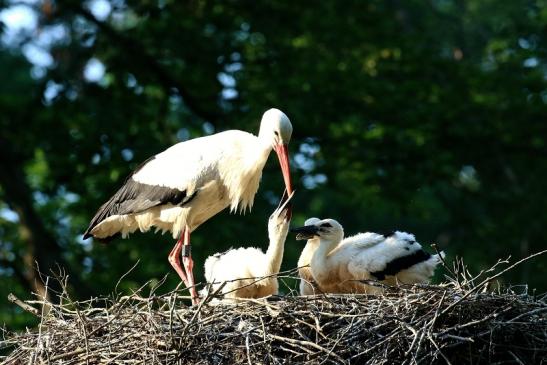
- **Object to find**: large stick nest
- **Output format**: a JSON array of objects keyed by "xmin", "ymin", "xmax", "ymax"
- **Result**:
[{"xmin": 2, "ymin": 254, "xmax": 546, "ymax": 364}]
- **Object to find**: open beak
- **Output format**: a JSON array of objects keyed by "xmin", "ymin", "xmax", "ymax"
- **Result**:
[
  {"xmin": 272, "ymin": 190, "xmax": 294, "ymax": 222},
  {"xmin": 290, "ymin": 225, "xmax": 319, "ymax": 240},
  {"xmin": 270, "ymin": 190, "xmax": 294, "ymax": 222},
  {"xmin": 274, "ymin": 143, "xmax": 293, "ymax": 195},
  {"xmin": 277, "ymin": 189, "xmax": 294, "ymax": 210}
]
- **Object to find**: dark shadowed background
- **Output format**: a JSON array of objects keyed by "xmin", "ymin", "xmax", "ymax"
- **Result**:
[{"xmin": 1, "ymin": 0, "xmax": 546, "ymax": 330}]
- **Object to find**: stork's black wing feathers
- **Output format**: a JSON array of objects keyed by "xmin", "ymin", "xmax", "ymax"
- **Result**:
[
  {"xmin": 370, "ymin": 250, "xmax": 431, "ymax": 280},
  {"xmin": 380, "ymin": 231, "xmax": 397, "ymax": 238},
  {"xmin": 83, "ymin": 156, "xmax": 196, "ymax": 240}
]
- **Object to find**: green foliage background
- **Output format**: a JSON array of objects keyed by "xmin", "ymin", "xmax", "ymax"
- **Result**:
[{"xmin": 0, "ymin": 0, "xmax": 545, "ymax": 330}]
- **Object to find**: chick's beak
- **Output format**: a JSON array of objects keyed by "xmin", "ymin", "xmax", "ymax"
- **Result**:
[
  {"xmin": 272, "ymin": 189, "xmax": 294, "ymax": 222},
  {"xmin": 290, "ymin": 225, "xmax": 320, "ymax": 240}
]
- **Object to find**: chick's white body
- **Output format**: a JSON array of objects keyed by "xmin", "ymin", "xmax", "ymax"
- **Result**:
[
  {"xmin": 295, "ymin": 219, "xmax": 444, "ymax": 295},
  {"xmin": 202, "ymin": 202, "xmax": 291, "ymax": 300},
  {"xmin": 317, "ymin": 231, "xmax": 443, "ymax": 294}
]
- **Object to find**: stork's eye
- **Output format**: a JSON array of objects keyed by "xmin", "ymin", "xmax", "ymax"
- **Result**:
[
  {"xmin": 320, "ymin": 223, "xmax": 332, "ymax": 228},
  {"xmin": 274, "ymin": 131, "xmax": 279, "ymax": 137}
]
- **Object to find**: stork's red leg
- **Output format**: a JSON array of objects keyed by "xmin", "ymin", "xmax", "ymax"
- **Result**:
[
  {"xmin": 181, "ymin": 227, "xmax": 199, "ymax": 305},
  {"xmin": 168, "ymin": 233, "xmax": 190, "ymax": 287}
]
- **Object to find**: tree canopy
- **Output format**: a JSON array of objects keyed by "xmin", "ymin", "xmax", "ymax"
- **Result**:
[{"xmin": 1, "ymin": 0, "xmax": 546, "ymax": 330}]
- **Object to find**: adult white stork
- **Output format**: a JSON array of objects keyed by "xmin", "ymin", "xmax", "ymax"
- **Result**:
[{"xmin": 83, "ymin": 108, "xmax": 294, "ymax": 304}]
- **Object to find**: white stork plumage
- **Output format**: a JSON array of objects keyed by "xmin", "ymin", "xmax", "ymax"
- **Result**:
[
  {"xmin": 295, "ymin": 218, "xmax": 322, "ymax": 295},
  {"xmin": 201, "ymin": 191, "xmax": 293, "ymax": 301},
  {"xmin": 291, "ymin": 218, "xmax": 444, "ymax": 295},
  {"xmin": 83, "ymin": 108, "xmax": 294, "ymax": 304}
]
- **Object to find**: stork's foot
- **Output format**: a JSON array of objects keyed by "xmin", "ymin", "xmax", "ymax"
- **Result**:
[
  {"xmin": 168, "ymin": 237, "xmax": 197, "ymax": 304},
  {"xmin": 169, "ymin": 228, "xmax": 200, "ymax": 306}
]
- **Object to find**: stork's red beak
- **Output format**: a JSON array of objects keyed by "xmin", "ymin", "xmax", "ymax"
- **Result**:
[{"xmin": 274, "ymin": 143, "xmax": 292, "ymax": 195}]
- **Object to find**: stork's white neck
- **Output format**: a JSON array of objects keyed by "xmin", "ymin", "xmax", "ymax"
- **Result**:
[
  {"xmin": 315, "ymin": 238, "xmax": 339, "ymax": 260},
  {"xmin": 310, "ymin": 237, "xmax": 340, "ymax": 285},
  {"xmin": 257, "ymin": 132, "xmax": 274, "ymax": 150},
  {"xmin": 264, "ymin": 223, "xmax": 288, "ymax": 276},
  {"xmin": 298, "ymin": 238, "xmax": 320, "ymax": 267}
]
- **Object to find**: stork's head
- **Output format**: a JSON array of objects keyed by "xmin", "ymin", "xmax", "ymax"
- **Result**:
[
  {"xmin": 291, "ymin": 218, "xmax": 344, "ymax": 244},
  {"xmin": 258, "ymin": 108, "xmax": 293, "ymax": 195}
]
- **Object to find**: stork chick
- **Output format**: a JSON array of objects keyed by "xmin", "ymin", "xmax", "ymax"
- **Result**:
[
  {"xmin": 292, "ymin": 218, "xmax": 444, "ymax": 295},
  {"xmin": 202, "ymin": 192, "xmax": 293, "ymax": 301}
]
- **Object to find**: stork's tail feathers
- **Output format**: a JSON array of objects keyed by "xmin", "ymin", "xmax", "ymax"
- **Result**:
[
  {"xmin": 435, "ymin": 251, "xmax": 446, "ymax": 261},
  {"xmin": 383, "ymin": 250, "xmax": 446, "ymax": 285},
  {"xmin": 431, "ymin": 251, "xmax": 446, "ymax": 267},
  {"xmin": 410, "ymin": 251, "xmax": 445, "ymax": 282}
]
